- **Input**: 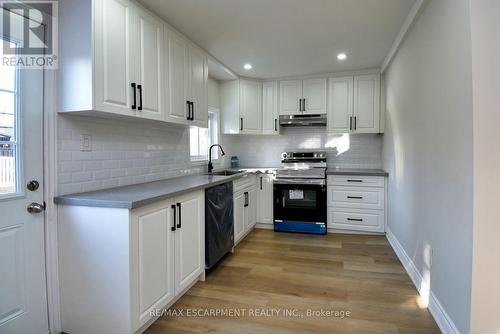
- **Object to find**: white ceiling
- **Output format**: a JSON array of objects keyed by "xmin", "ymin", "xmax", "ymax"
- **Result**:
[{"xmin": 139, "ymin": 0, "xmax": 416, "ymax": 79}]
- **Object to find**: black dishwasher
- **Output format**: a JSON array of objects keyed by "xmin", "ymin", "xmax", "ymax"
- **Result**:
[{"xmin": 205, "ymin": 182, "xmax": 234, "ymax": 270}]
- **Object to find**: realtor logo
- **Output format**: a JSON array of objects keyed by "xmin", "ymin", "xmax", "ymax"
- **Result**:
[{"xmin": 1, "ymin": 0, "xmax": 58, "ymax": 68}]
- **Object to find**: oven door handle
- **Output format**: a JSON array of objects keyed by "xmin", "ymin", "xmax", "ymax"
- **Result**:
[{"xmin": 273, "ymin": 179, "xmax": 326, "ymax": 186}]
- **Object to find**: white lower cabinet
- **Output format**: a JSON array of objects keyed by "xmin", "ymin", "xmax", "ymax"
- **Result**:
[
  {"xmin": 327, "ymin": 175, "xmax": 386, "ymax": 233},
  {"xmin": 233, "ymin": 175, "xmax": 257, "ymax": 244},
  {"xmin": 58, "ymin": 190, "xmax": 204, "ymax": 334},
  {"xmin": 257, "ymin": 174, "xmax": 274, "ymax": 225}
]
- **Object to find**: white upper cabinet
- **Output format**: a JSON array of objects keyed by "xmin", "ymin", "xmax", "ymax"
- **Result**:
[
  {"xmin": 302, "ymin": 78, "xmax": 327, "ymax": 114},
  {"xmin": 353, "ymin": 74, "xmax": 380, "ymax": 133},
  {"xmin": 262, "ymin": 81, "xmax": 279, "ymax": 135},
  {"xmin": 187, "ymin": 46, "xmax": 209, "ymax": 128},
  {"xmin": 279, "ymin": 80, "xmax": 302, "ymax": 115},
  {"xmin": 327, "ymin": 74, "xmax": 381, "ymax": 133},
  {"xmin": 59, "ymin": 0, "xmax": 208, "ymax": 127},
  {"xmin": 240, "ymin": 79, "xmax": 262, "ymax": 134},
  {"xmin": 93, "ymin": 0, "xmax": 136, "ymax": 117},
  {"xmin": 279, "ymin": 78, "xmax": 327, "ymax": 115},
  {"xmin": 135, "ymin": 7, "xmax": 164, "ymax": 120},
  {"xmin": 166, "ymin": 31, "xmax": 189, "ymax": 125},
  {"xmin": 328, "ymin": 77, "xmax": 353, "ymax": 133},
  {"xmin": 221, "ymin": 79, "xmax": 262, "ymax": 134}
]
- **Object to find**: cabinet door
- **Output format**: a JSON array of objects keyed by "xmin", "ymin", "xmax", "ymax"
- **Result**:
[
  {"xmin": 240, "ymin": 80, "xmax": 262, "ymax": 134},
  {"xmin": 258, "ymin": 175, "xmax": 274, "ymax": 225},
  {"xmin": 234, "ymin": 192, "xmax": 245, "ymax": 243},
  {"xmin": 262, "ymin": 81, "xmax": 279, "ymax": 135},
  {"xmin": 189, "ymin": 46, "xmax": 208, "ymax": 128},
  {"xmin": 131, "ymin": 200, "xmax": 175, "ymax": 329},
  {"xmin": 353, "ymin": 74, "xmax": 380, "ymax": 133},
  {"xmin": 135, "ymin": 8, "xmax": 164, "ymax": 120},
  {"xmin": 174, "ymin": 191, "xmax": 204, "ymax": 295},
  {"xmin": 279, "ymin": 80, "xmax": 302, "ymax": 115},
  {"xmin": 328, "ymin": 77, "xmax": 353, "ymax": 133},
  {"xmin": 245, "ymin": 188, "xmax": 257, "ymax": 231},
  {"xmin": 302, "ymin": 78, "xmax": 327, "ymax": 114},
  {"xmin": 167, "ymin": 32, "xmax": 189, "ymax": 124},
  {"xmin": 94, "ymin": 0, "xmax": 136, "ymax": 116}
]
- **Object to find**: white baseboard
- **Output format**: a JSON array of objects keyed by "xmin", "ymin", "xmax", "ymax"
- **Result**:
[
  {"xmin": 386, "ymin": 229, "xmax": 460, "ymax": 334},
  {"xmin": 255, "ymin": 223, "xmax": 273, "ymax": 230}
]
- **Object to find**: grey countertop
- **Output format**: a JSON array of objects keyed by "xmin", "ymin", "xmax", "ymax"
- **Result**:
[
  {"xmin": 53, "ymin": 168, "xmax": 274, "ymax": 209},
  {"xmin": 54, "ymin": 167, "xmax": 386, "ymax": 209},
  {"xmin": 326, "ymin": 168, "xmax": 388, "ymax": 177}
]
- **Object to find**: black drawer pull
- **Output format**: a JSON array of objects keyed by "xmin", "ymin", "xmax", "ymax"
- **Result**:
[
  {"xmin": 240, "ymin": 118, "xmax": 243, "ymax": 131},
  {"xmin": 137, "ymin": 84, "xmax": 143, "ymax": 111},
  {"xmin": 244, "ymin": 192, "xmax": 249, "ymax": 207},
  {"xmin": 171, "ymin": 204, "xmax": 176, "ymax": 231},
  {"xmin": 176, "ymin": 202, "xmax": 182, "ymax": 228},
  {"xmin": 347, "ymin": 196, "xmax": 363, "ymax": 199},
  {"xmin": 191, "ymin": 101, "xmax": 194, "ymax": 120},
  {"xmin": 347, "ymin": 218, "xmax": 363, "ymax": 222},
  {"xmin": 131, "ymin": 83, "xmax": 137, "ymax": 109},
  {"xmin": 347, "ymin": 179, "xmax": 363, "ymax": 182},
  {"xmin": 186, "ymin": 101, "xmax": 191, "ymax": 120}
]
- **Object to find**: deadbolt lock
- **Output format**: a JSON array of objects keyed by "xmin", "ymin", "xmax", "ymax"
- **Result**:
[{"xmin": 27, "ymin": 180, "xmax": 40, "ymax": 191}]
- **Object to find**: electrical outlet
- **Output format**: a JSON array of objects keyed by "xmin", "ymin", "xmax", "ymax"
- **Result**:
[{"xmin": 80, "ymin": 134, "xmax": 92, "ymax": 152}]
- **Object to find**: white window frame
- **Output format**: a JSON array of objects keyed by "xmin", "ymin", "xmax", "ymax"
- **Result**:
[{"xmin": 189, "ymin": 107, "xmax": 221, "ymax": 164}]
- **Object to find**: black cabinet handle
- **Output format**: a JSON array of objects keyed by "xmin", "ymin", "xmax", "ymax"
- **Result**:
[
  {"xmin": 244, "ymin": 192, "xmax": 249, "ymax": 207},
  {"xmin": 347, "ymin": 196, "xmax": 363, "ymax": 199},
  {"xmin": 260, "ymin": 177, "xmax": 263, "ymax": 190},
  {"xmin": 354, "ymin": 116, "xmax": 357, "ymax": 130},
  {"xmin": 137, "ymin": 84, "xmax": 142, "ymax": 111},
  {"xmin": 302, "ymin": 98, "xmax": 306, "ymax": 112},
  {"xmin": 347, "ymin": 179, "xmax": 363, "ymax": 183},
  {"xmin": 191, "ymin": 102, "xmax": 195, "ymax": 120},
  {"xmin": 240, "ymin": 118, "xmax": 243, "ymax": 131},
  {"xmin": 347, "ymin": 218, "xmax": 363, "ymax": 222},
  {"xmin": 274, "ymin": 118, "xmax": 277, "ymax": 131},
  {"xmin": 131, "ymin": 83, "xmax": 137, "ymax": 109},
  {"xmin": 176, "ymin": 203, "xmax": 181, "ymax": 228},
  {"xmin": 349, "ymin": 116, "xmax": 352, "ymax": 130},
  {"xmin": 171, "ymin": 204, "xmax": 176, "ymax": 231},
  {"xmin": 186, "ymin": 101, "xmax": 191, "ymax": 120}
]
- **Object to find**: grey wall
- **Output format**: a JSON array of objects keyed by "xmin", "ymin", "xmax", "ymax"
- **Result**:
[
  {"xmin": 470, "ymin": 0, "xmax": 500, "ymax": 333},
  {"xmin": 383, "ymin": 0, "xmax": 473, "ymax": 332},
  {"xmin": 225, "ymin": 127, "xmax": 382, "ymax": 168}
]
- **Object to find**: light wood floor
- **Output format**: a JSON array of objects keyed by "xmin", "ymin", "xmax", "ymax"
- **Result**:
[{"xmin": 146, "ymin": 229, "xmax": 440, "ymax": 334}]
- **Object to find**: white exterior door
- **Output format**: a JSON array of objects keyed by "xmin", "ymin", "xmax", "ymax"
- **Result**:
[
  {"xmin": 0, "ymin": 11, "xmax": 48, "ymax": 333},
  {"xmin": 189, "ymin": 46, "xmax": 208, "ymax": 128},
  {"xmin": 262, "ymin": 81, "xmax": 279, "ymax": 135},
  {"xmin": 302, "ymin": 78, "xmax": 327, "ymax": 114},
  {"xmin": 135, "ymin": 8, "xmax": 164, "ymax": 120},
  {"xmin": 240, "ymin": 80, "xmax": 262, "ymax": 134},
  {"xmin": 353, "ymin": 74, "xmax": 380, "ymax": 133},
  {"xmin": 174, "ymin": 191, "xmax": 203, "ymax": 295},
  {"xmin": 233, "ymin": 192, "xmax": 245, "ymax": 243},
  {"xmin": 167, "ymin": 31, "xmax": 188, "ymax": 124},
  {"xmin": 94, "ymin": 0, "xmax": 136, "ymax": 116},
  {"xmin": 279, "ymin": 80, "xmax": 302, "ymax": 115},
  {"xmin": 328, "ymin": 77, "xmax": 353, "ymax": 133}
]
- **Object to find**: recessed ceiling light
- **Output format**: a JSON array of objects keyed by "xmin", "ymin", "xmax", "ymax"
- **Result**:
[
  {"xmin": 243, "ymin": 63, "xmax": 252, "ymax": 70},
  {"xmin": 337, "ymin": 53, "xmax": 347, "ymax": 60}
]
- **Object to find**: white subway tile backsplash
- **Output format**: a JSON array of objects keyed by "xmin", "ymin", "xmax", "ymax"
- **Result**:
[{"xmin": 56, "ymin": 115, "xmax": 228, "ymax": 195}]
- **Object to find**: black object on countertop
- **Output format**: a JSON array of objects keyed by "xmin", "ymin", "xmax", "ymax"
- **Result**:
[{"xmin": 205, "ymin": 182, "xmax": 234, "ymax": 270}]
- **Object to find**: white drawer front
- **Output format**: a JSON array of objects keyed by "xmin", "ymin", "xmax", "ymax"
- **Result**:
[
  {"xmin": 233, "ymin": 174, "xmax": 256, "ymax": 193},
  {"xmin": 328, "ymin": 208, "xmax": 384, "ymax": 233},
  {"xmin": 328, "ymin": 186, "xmax": 384, "ymax": 210},
  {"xmin": 327, "ymin": 175, "xmax": 385, "ymax": 188}
]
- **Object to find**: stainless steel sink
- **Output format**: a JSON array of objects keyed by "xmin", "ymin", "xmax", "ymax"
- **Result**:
[{"xmin": 207, "ymin": 170, "xmax": 245, "ymax": 176}]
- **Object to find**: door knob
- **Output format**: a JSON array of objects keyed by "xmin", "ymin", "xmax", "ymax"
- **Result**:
[
  {"xmin": 27, "ymin": 180, "xmax": 40, "ymax": 191},
  {"xmin": 27, "ymin": 202, "xmax": 46, "ymax": 214}
]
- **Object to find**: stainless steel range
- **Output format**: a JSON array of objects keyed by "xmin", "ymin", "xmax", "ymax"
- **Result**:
[{"xmin": 273, "ymin": 151, "xmax": 327, "ymax": 235}]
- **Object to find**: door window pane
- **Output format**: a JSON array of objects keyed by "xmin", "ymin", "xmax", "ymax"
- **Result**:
[{"xmin": 0, "ymin": 41, "xmax": 19, "ymax": 195}]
